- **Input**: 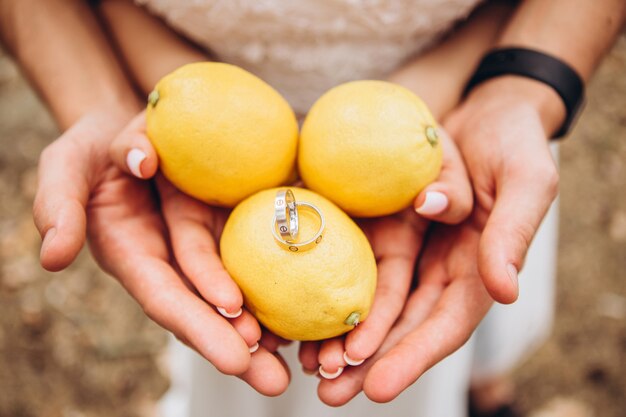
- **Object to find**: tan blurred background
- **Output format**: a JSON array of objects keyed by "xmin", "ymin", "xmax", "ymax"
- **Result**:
[{"xmin": 0, "ymin": 33, "xmax": 625, "ymax": 417}]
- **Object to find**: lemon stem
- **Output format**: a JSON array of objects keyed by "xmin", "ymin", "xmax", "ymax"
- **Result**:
[
  {"xmin": 148, "ymin": 90, "xmax": 160, "ymax": 107},
  {"xmin": 425, "ymin": 125, "xmax": 439, "ymax": 147},
  {"xmin": 344, "ymin": 311, "xmax": 361, "ymax": 326}
]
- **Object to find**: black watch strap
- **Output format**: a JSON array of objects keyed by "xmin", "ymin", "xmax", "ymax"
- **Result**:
[{"xmin": 464, "ymin": 47, "xmax": 585, "ymax": 139}]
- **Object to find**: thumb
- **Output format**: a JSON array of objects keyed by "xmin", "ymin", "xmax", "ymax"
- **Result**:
[
  {"xmin": 414, "ymin": 128, "xmax": 473, "ymax": 224},
  {"xmin": 478, "ymin": 157, "xmax": 559, "ymax": 304},
  {"xmin": 109, "ymin": 110, "xmax": 159, "ymax": 179},
  {"xmin": 33, "ymin": 129, "xmax": 92, "ymax": 271}
]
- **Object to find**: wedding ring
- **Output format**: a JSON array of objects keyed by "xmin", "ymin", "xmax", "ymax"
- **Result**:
[
  {"xmin": 272, "ymin": 201, "xmax": 325, "ymax": 252},
  {"xmin": 275, "ymin": 189, "xmax": 298, "ymax": 242}
]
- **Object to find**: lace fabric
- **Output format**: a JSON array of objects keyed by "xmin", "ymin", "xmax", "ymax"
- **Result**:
[{"xmin": 136, "ymin": 0, "xmax": 482, "ymax": 114}]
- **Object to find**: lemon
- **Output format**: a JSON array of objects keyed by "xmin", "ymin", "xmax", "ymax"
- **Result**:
[
  {"xmin": 220, "ymin": 188, "xmax": 377, "ymax": 341},
  {"xmin": 146, "ymin": 62, "xmax": 298, "ymax": 207},
  {"xmin": 299, "ymin": 80, "xmax": 443, "ymax": 217}
]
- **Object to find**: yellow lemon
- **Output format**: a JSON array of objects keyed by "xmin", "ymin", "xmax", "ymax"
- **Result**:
[
  {"xmin": 299, "ymin": 80, "xmax": 443, "ymax": 217},
  {"xmin": 146, "ymin": 62, "xmax": 298, "ymax": 207},
  {"xmin": 220, "ymin": 187, "xmax": 376, "ymax": 341}
]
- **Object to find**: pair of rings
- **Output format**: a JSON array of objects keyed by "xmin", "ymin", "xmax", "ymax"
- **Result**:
[{"xmin": 272, "ymin": 189, "xmax": 325, "ymax": 252}]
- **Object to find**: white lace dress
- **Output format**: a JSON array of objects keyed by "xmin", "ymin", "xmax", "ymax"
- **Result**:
[
  {"xmin": 136, "ymin": 0, "xmax": 481, "ymax": 115},
  {"xmin": 135, "ymin": 1, "xmax": 558, "ymax": 416}
]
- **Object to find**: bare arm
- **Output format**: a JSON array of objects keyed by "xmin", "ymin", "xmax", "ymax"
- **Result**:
[
  {"xmin": 388, "ymin": 1, "xmax": 515, "ymax": 119},
  {"xmin": 0, "ymin": 0, "xmax": 139, "ymax": 129},
  {"xmin": 1, "ymin": 0, "xmax": 280, "ymax": 391},
  {"xmin": 500, "ymin": 0, "xmax": 625, "ymax": 79},
  {"xmin": 316, "ymin": 0, "xmax": 626, "ymax": 405},
  {"xmin": 488, "ymin": 0, "xmax": 626, "ymax": 136},
  {"xmin": 98, "ymin": 0, "xmax": 208, "ymax": 94},
  {"xmin": 445, "ymin": 0, "xmax": 626, "ymax": 303}
]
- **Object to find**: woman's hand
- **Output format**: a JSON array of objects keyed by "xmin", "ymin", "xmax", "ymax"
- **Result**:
[
  {"xmin": 35, "ymin": 109, "xmax": 290, "ymax": 396},
  {"xmin": 298, "ymin": 129, "xmax": 474, "ymax": 379}
]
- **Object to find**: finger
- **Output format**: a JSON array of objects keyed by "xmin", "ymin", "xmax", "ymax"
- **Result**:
[
  {"xmin": 478, "ymin": 150, "xmax": 558, "ymax": 304},
  {"xmin": 132, "ymin": 266, "xmax": 283, "ymax": 395},
  {"xmin": 158, "ymin": 177, "xmax": 244, "ymax": 316},
  {"xmin": 317, "ymin": 280, "xmax": 443, "ymax": 407},
  {"xmin": 343, "ymin": 251, "xmax": 415, "ymax": 363},
  {"xmin": 415, "ymin": 128, "xmax": 473, "ymax": 224},
  {"xmin": 109, "ymin": 111, "xmax": 159, "ymax": 179},
  {"xmin": 239, "ymin": 347, "xmax": 290, "ymax": 396},
  {"xmin": 362, "ymin": 276, "xmax": 492, "ymax": 403},
  {"xmin": 299, "ymin": 341, "xmax": 321, "ymax": 375},
  {"xmin": 317, "ymin": 365, "xmax": 368, "ymax": 407},
  {"xmin": 33, "ymin": 134, "xmax": 89, "ymax": 271},
  {"xmin": 122, "ymin": 256, "xmax": 251, "ymax": 376},
  {"xmin": 318, "ymin": 337, "xmax": 346, "ymax": 379},
  {"xmin": 229, "ymin": 310, "xmax": 262, "ymax": 352},
  {"xmin": 259, "ymin": 330, "xmax": 292, "ymax": 353}
]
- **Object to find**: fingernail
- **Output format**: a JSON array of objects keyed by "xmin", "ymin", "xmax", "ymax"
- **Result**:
[
  {"xmin": 303, "ymin": 367, "xmax": 317, "ymax": 375},
  {"xmin": 416, "ymin": 191, "xmax": 448, "ymax": 216},
  {"xmin": 126, "ymin": 148, "xmax": 147, "ymax": 178},
  {"xmin": 343, "ymin": 351, "xmax": 365, "ymax": 366},
  {"xmin": 248, "ymin": 342, "xmax": 259, "ymax": 353},
  {"xmin": 507, "ymin": 263, "xmax": 518, "ymax": 288},
  {"xmin": 40, "ymin": 227, "xmax": 57, "ymax": 255},
  {"xmin": 319, "ymin": 365, "xmax": 344, "ymax": 380},
  {"xmin": 217, "ymin": 307, "xmax": 242, "ymax": 319}
]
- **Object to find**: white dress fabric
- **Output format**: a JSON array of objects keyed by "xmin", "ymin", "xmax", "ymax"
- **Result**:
[
  {"xmin": 157, "ymin": 198, "xmax": 557, "ymax": 417},
  {"xmin": 136, "ymin": 0, "xmax": 482, "ymax": 115},
  {"xmin": 135, "ymin": 1, "xmax": 558, "ymax": 416}
]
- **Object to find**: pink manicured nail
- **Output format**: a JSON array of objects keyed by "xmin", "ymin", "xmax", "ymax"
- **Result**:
[
  {"xmin": 507, "ymin": 264, "xmax": 519, "ymax": 288},
  {"xmin": 217, "ymin": 307, "xmax": 242, "ymax": 319},
  {"xmin": 343, "ymin": 351, "xmax": 365, "ymax": 366},
  {"xmin": 416, "ymin": 191, "xmax": 448, "ymax": 216},
  {"xmin": 319, "ymin": 365, "xmax": 344, "ymax": 380},
  {"xmin": 126, "ymin": 148, "xmax": 147, "ymax": 178},
  {"xmin": 248, "ymin": 342, "xmax": 259, "ymax": 353}
]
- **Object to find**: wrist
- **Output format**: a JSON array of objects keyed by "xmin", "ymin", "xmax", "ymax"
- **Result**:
[
  {"xmin": 57, "ymin": 93, "xmax": 142, "ymax": 131},
  {"xmin": 464, "ymin": 76, "xmax": 566, "ymax": 138},
  {"xmin": 62, "ymin": 102, "xmax": 140, "ymax": 146},
  {"xmin": 102, "ymin": 94, "xmax": 144, "ymax": 122}
]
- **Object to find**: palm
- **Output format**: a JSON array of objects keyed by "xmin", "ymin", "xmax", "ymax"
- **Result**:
[
  {"xmin": 91, "ymin": 167, "xmax": 293, "ymax": 393},
  {"xmin": 87, "ymin": 165, "xmax": 170, "ymax": 278},
  {"xmin": 35, "ymin": 113, "xmax": 289, "ymax": 395},
  {"xmin": 317, "ymin": 214, "xmax": 493, "ymax": 405},
  {"xmin": 350, "ymin": 209, "xmax": 429, "ymax": 350},
  {"xmin": 299, "ymin": 209, "xmax": 428, "ymax": 375},
  {"xmin": 360, "ymin": 209, "xmax": 427, "ymax": 257}
]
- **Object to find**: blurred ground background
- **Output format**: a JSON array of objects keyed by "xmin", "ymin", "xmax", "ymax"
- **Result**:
[{"xmin": 0, "ymin": 33, "xmax": 625, "ymax": 417}]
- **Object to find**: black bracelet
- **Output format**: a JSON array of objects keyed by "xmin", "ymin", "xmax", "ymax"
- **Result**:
[{"xmin": 464, "ymin": 47, "xmax": 585, "ymax": 139}]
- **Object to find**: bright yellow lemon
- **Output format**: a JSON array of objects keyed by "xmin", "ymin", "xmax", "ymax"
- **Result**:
[
  {"xmin": 220, "ymin": 188, "xmax": 377, "ymax": 341},
  {"xmin": 299, "ymin": 80, "xmax": 443, "ymax": 217},
  {"xmin": 146, "ymin": 62, "xmax": 298, "ymax": 207}
]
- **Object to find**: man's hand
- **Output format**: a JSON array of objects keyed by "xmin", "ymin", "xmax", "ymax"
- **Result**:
[
  {"xmin": 298, "ymin": 129, "xmax": 474, "ymax": 380},
  {"xmin": 34, "ymin": 110, "xmax": 290, "ymax": 396},
  {"xmin": 444, "ymin": 76, "xmax": 560, "ymax": 303},
  {"xmin": 314, "ymin": 216, "xmax": 493, "ymax": 405},
  {"xmin": 307, "ymin": 77, "xmax": 559, "ymax": 403}
]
